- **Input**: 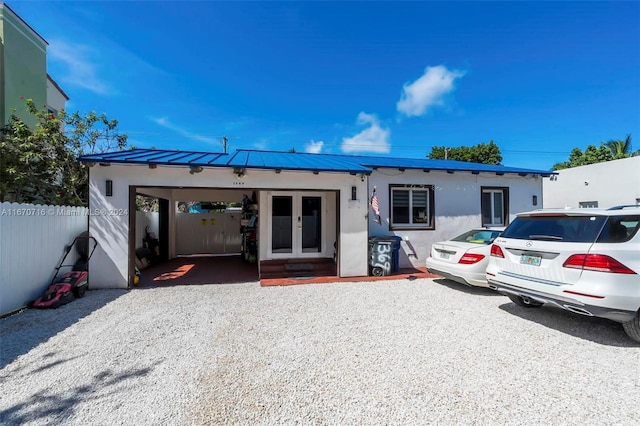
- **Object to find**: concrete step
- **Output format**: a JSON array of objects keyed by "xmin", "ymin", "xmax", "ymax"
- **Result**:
[{"xmin": 259, "ymin": 258, "xmax": 336, "ymax": 279}]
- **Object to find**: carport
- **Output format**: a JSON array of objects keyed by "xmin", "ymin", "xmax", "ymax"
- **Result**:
[{"xmin": 133, "ymin": 186, "xmax": 260, "ymax": 287}]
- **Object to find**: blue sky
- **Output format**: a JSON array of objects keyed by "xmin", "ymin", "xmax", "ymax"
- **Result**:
[{"xmin": 10, "ymin": 1, "xmax": 640, "ymax": 171}]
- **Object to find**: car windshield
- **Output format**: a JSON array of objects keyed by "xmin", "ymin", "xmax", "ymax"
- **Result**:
[
  {"xmin": 501, "ymin": 215, "xmax": 607, "ymax": 242},
  {"xmin": 451, "ymin": 229, "xmax": 502, "ymax": 245}
]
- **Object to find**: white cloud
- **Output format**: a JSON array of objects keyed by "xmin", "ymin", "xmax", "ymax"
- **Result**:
[
  {"xmin": 305, "ymin": 140, "xmax": 324, "ymax": 154},
  {"xmin": 150, "ymin": 116, "xmax": 217, "ymax": 145},
  {"xmin": 397, "ymin": 65, "xmax": 466, "ymax": 117},
  {"xmin": 341, "ymin": 112, "xmax": 391, "ymax": 154},
  {"xmin": 48, "ymin": 37, "xmax": 165, "ymax": 97},
  {"xmin": 48, "ymin": 39, "xmax": 109, "ymax": 95}
]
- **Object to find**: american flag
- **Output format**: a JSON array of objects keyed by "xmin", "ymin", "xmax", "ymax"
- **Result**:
[{"xmin": 371, "ymin": 191, "xmax": 381, "ymax": 224}]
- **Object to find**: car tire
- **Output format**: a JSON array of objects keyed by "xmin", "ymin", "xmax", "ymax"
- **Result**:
[
  {"xmin": 508, "ymin": 294, "xmax": 543, "ymax": 308},
  {"xmin": 622, "ymin": 313, "xmax": 640, "ymax": 344}
]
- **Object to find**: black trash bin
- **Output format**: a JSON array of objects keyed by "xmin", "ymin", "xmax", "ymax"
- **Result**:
[
  {"xmin": 390, "ymin": 236, "xmax": 403, "ymax": 273},
  {"xmin": 369, "ymin": 237, "xmax": 394, "ymax": 276}
]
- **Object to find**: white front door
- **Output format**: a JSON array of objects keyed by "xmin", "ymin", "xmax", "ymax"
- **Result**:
[{"xmin": 268, "ymin": 191, "xmax": 326, "ymax": 258}]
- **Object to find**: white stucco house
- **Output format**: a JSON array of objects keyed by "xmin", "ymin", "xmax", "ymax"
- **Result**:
[
  {"xmin": 543, "ymin": 157, "xmax": 640, "ymax": 209},
  {"xmin": 79, "ymin": 149, "xmax": 552, "ymax": 289}
]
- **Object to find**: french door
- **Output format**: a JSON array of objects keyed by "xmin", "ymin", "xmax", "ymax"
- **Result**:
[{"xmin": 268, "ymin": 192, "xmax": 325, "ymax": 258}]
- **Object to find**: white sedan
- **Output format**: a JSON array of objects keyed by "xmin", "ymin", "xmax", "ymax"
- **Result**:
[{"xmin": 426, "ymin": 228, "xmax": 503, "ymax": 287}]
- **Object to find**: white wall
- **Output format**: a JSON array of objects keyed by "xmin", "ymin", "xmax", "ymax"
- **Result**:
[
  {"xmin": 135, "ymin": 211, "xmax": 159, "ymax": 250},
  {"xmin": 543, "ymin": 157, "xmax": 640, "ymax": 209},
  {"xmin": 46, "ymin": 77, "xmax": 67, "ymax": 114},
  {"xmin": 170, "ymin": 188, "xmax": 246, "ymax": 202},
  {"xmin": 89, "ymin": 164, "xmax": 368, "ymax": 288},
  {"xmin": 368, "ymin": 169, "xmax": 542, "ymax": 269},
  {"xmin": 0, "ymin": 202, "xmax": 88, "ymax": 315}
]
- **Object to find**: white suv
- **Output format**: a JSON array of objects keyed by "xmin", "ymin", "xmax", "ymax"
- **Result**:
[{"xmin": 486, "ymin": 206, "xmax": 640, "ymax": 343}]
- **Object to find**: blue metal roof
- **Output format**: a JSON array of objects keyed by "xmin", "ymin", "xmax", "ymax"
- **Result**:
[
  {"xmin": 78, "ymin": 148, "xmax": 553, "ymax": 176},
  {"xmin": 346, "ymin": 154, "xmax": 550, "ymax": 175}
]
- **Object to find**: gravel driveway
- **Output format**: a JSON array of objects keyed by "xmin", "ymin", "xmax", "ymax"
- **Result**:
[{"xmin": 1, "ymin": 278, "xmax": 639, "ymax": 425}]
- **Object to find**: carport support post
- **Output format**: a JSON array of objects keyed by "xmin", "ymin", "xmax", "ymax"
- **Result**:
[
  {"xmin": 158, "ymin": 198, "xmax": 169, "ymax": 262},
  {"xmin": 128, "ymin": 186, "xmax": 136, "ymax": 288}
]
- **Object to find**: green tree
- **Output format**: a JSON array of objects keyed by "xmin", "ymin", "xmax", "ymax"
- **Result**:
[
  {"xmin": 604, "ymin": 134, "xmax": 634, "ymax": 159},
  {"xmin": 136, "ymin": 195, "xmax": 159, "ymax": 212},
  {"xmin": 0, "ymin": 99, "xmax": 128, "ymax": 206},
  {"xmin": 63, "ymin": 110, "xmax": 128, "ymax": 204},
  {"xmin": 1, "ymin": 100, "xmax": 70, "ymax": 204},
  {"xmin": 428, "ymin": 140, "xmax": 503, "ymax": 165},
  {"xmin": 552, "ymin": 145, "xmax": 613, "ymax": 170}
]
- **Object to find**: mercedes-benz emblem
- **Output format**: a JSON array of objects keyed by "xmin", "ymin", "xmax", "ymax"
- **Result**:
[{"xmin": 526, "ymin": 241, "xmax": 533, "ymax": 247}]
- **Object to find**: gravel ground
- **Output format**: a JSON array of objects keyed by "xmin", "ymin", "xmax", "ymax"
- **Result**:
[{"xmin": 1, "ymin": 278, "xmax": 639, "ymax": 425}]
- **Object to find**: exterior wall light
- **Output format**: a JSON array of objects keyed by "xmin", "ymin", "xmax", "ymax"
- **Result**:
[
  {"xmin": 106, "ymin": 180, "xmax": 113, "ymax": 197},
  {"xmin": 532, "ymin": 195, "xmax": 538, "ymax": 206}
]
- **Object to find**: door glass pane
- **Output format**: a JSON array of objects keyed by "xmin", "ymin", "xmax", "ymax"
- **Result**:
[
  {"xmin": 272, "ymin": 196, "xmax": 292, "ymax": 253},
  {"xmin": 302, "ymin": 197, "xmax": 321, "ymax": 253},
  {"xmin": 481, "ymin": 192, "xmax": 492, "ymax": 225},
  {"xmin": 392, "ymin": 190, "xmax": 410, "ymax": 224},
  {"xmin": 493, "ymin": 192, "xmax": 504, "ymax": 225}
]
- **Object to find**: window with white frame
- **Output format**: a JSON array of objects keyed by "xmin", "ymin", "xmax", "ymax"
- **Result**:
[
  {"xmin": 481, "ymin": 187, "xmax": 509, "ymax": 227},
  {"xmin": 390, "ymin": 185, "xmax": 434, "ymax": 229}
]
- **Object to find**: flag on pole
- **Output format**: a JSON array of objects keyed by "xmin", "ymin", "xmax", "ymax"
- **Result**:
[{"xmin": 371, "ymin": 190, "xmax": 381, "ymax": 224}]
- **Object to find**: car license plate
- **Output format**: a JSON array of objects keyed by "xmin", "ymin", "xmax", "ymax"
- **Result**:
[
  {"xmin": 520, "ymin": 255, "xmax": 541, "ymax": 266},
  {"xmin": 440, "ymin": 252, "xmax": 450, "ymax": 259}
]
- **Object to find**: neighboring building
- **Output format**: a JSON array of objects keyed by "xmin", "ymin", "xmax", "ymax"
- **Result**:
[
  {"xmin": 78, "ymin": 149, "xmax": 552, "ymax": 289},
  {"xmin": 46, "ymin": 74, "xmax": 69, "ymax": 116},
  {"xmin": 0, "ymin": 2, "xmax": 66, "ymax": 127},
  {"xmin": 543, "ymin": 157, "xmax": 640, "ymax": 209}
]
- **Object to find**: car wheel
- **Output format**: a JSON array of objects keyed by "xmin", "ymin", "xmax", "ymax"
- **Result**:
[
  {"xmin": 508, "ymin": 294, "xmax": 543, "ymax": 308},
  {"xmin": 622, "ymin": 313, "xmax": 640, "ymax": 344}
]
